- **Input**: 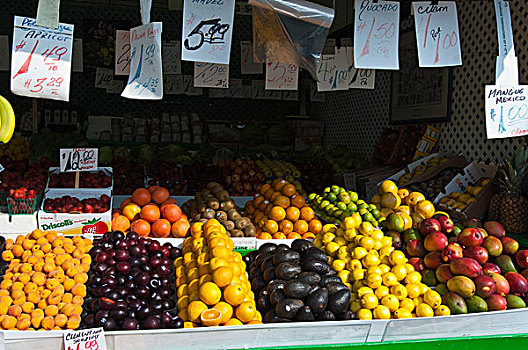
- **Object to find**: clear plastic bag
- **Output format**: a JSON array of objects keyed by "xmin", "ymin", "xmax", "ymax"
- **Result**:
[{"xmin": 249, "ymin": 0, "xmax": 334, "ymax": 79}]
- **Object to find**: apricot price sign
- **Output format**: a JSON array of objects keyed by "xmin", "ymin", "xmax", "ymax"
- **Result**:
[
  {"xmin": 354, "ymin": 0, "xmax": 400, "ymax": 70},
  {"xmin": 64, "ymin": 328, "xmax": 107, "ymax": 350},
  {"xmin": 11, "ymin": 16, "xmax": 74, "ymax": 101}
]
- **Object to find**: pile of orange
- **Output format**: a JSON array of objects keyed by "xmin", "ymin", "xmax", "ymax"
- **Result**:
[
  {"xmin": 175, "ymin": 219, "xmax": 261, "ymax": 328},
  {"xmin": 112, "ymin": 185, "xmax": 190, "ymax": 238},
  {"xmin": 0, "ymin": 229, "xmax": 91, "ymax": 330},
  {"xmin": 244, "ymin": 179, "xmax": 322, "ymax": 239}
]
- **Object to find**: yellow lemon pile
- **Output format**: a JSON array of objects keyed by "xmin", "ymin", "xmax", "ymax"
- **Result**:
[
  {"xmin": 175, "ymin": 219, "xmax": 261, "ymax": 327},
  {"xmin": 314, "ymin": 217, "xmax": 449, "ymax": 320}
]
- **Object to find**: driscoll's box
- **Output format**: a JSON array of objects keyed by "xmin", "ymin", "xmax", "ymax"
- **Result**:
[{"xmin": 38, "ymin": 189, "xmax": 112, "ymax": 235}]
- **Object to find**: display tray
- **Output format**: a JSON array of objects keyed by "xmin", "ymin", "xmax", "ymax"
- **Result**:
[
  {"xmin": 112, "ymin": 195, "xmax": 253, "ymax": 209},
  {"xmin": 2, "ymin": 308, "xmax": 528, "ymax": 350}
]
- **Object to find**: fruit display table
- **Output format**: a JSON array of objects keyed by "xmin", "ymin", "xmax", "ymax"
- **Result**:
[
  {"xmin": 111, "ymin": 196, "xmax": 253, "ymax": 209},
  {"xmin": 0, "ymin": 212, "xmax": 38, "ymax": 234},
  {"xmin": 3, "ymin": 308, "xmax": 528, "ymax": 350}
]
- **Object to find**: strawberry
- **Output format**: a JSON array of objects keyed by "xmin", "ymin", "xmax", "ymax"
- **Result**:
[{"xmin": 82, "ymin": 219, "xmax": 108, "ymax": 235}]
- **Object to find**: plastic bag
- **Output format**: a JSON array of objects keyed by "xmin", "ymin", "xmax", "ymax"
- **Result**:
[{"xmin": 249, "ymin": 0, "xmax": 334, "ymax": 80}]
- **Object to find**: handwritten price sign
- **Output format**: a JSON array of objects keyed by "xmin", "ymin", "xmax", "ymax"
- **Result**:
[
  {"xmin": 121, "ymin": 22, "xmax": 163, "ymax": 100},
  {"xmin": 413, "ymin": 2, "xmax": 461, "ymax": 67},
  {"xmin": 345, "ymin": 47, "xmax": 375, "ymax": 89},
  {"xmin": 11, "ymin": 16, "xmax": 73, "ymax": 101},
  {"xmin": 354, "ymin": 0, "xmax": 399, "ymax": 70},
  {"xmin": 115, "ymin": 30, "xmax": 130, "ymax": 76},
  {"xmin": 163, "ymin": 41, "xmax": 182, "ymax": 74},
  {"xmin": 194, "ymin": 62, "xmax": 229, "ymax": 88},
  {"xmin": 95, "ymin": 68, "xmax": 113, "ymax": 89},
  {"xmin": 182, "ymin": 0, "xmax": 235, "ymax": 64},
  {"xmin": 240, "ymin": 41, "xmax": 262, "ymax": 74},
  {"xmin": 316, "ymin": 49, "xmax": 348, "ymax": 92},
  {"xmin": 64, "ymin": 328, "xmax": 106, "ymax": 350},
  {"xmin": 60, "ymin": 148, "xmax": 98, "ymax": 172},
  {"xmin": 265, "ymin": 62, "xmax": 298, "ymax": 90},
  {"xmin": 485, "ymin": 85, "xmax": 528, "ymax": 139}
]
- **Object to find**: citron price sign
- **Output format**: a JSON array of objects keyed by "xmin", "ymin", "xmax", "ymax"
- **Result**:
[
  {"xmin": 10, "ymin": 16, "xmax": 74, "ymax": 101},
  {"xmin": 63, "ymin": 328, "xmax": 107, "ymax": 350},
  {"xmin": 60, "ymin": 148, "xmax": 98, "ymax": 172}
]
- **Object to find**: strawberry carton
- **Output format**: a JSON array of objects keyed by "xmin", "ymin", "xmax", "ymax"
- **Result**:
[{"xmin": 38, "ymin": 189, "xmax": 112, "ymax": 236}]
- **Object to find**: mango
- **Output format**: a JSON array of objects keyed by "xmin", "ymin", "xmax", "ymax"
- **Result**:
[
  {"xmin": 495, "ymin": 255, "xmax": 517, "ymax": 274},
  {"xmin": 505, "ymin": 294, "xmax": 526, "ymax": 309},
  {"xmin": 442, "ymin": 292, "xmax": 467, "ymax": 314},
  {"xmin": 450, "ymin": 258, "xmax": 481, "ymax": 278},
  {"xmin": 447, "ymin": 276, "xmax": 475, "ymax": 298},
  {"xmin": 466, "ymin": 295, "xmax": 488, "ymax": 313}
]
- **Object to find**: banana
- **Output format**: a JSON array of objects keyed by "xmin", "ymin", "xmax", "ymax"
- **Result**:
[{"xmin": 0, "ymin": 95, "xmax": 15, "ymax": 143}]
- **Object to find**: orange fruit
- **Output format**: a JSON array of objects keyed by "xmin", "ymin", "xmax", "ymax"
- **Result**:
[
  {"xmin": 132, "ymin": 188, "xmax": 151, "ymax": 206},
  {"xmin": 235, "ymin": 301, "xmax": 257, "ymax": 323},
  {"xmin": 200, "ymin": 308, "xmax": 222, "ymax": 327},
  {"xmin": 223, "ymin": 283, "xmax": 245, "ymax": 306},
  {"xmin": 151, "ymin": 187, "xmax": 170, "ymax": 204},
  {"xmin": 172, "ymin": 220, "xmax": 191, "ymax": 238},
  {"xmin": 263, "ymin": 220, "xmax": 279, "ymax": 234},
  {"xmin": 140, "ymin": 204, "xmax": 161, "ymax": 223},
  {"xmin": 274, "ymin": 196, "xmax": 290, "ymax": 209},
  {"xmin": 152, "ymin": 219, "xmax": 171, "ymax": 238},
  {"xmin": 130, "ymin": 219, "xmax": 151, "ymax": 237},
  {"xmin": 253, "ymin": 196, "xmax": 264, "ymax": 208},
  {"xmin": 224, "ymin": 318, "xmax": 243, "ymax": 326},
  {"xmin": 279, "ymin": 220, "xmax": 294, "ymax": 234},
  {"xmin": 259, "ymin": 200, "xmax": 270, "ymax": 212},
  {"xmin": 259, "ymin": 184, "xmax": 271, "ymax": 196},
  {"xmin": 272, "ymin": 232, "xmax": 287, "ymax": 239},
  {"xmin": 286, "ymin": 207, "xmax": 300, "ymax": 221},
  {"xmin": 300, "ymin": 207, "xmax": 315, "ymax": 221},
  {"xmin": 257, "ymin": 232, "xmax": 272, "ymax": 239},
  {"xmin": 212, "ymin": 266, "xmax": 233, "ymax": 287},
  {"xmin": 264, "ymin": 188, "xmax": 275, "ymax": 200},
  {"xmin": 187, "ymin": 300, "xmax": 208, "ymax": 323},
  {"xmin": 302, "ymin": 232, "xmax": 316, "ymax": 239},
  {"xmin": 161, "ymin": 204, "xmax": 182, "ymax": 223},
  {"xmin": 294, "ymin": 220, "xmax": 309, "ymax": 234},
  {"xmin": 269, "ymin": 206, "xmax": 286, "ymax": 221},
  {"xmin": 287, "ymin": 232, "xmax": 302, "ymax": 239},
  {"xmin": 308, "ymin": 219, "xmax": 322, "ymax": 234},
  {"xmin": 273, "ymin": 179, "xmax": 287, "ymax": 191},
  {"xmin": 290, "ymin": 194, "xmax": 306, "ymax": 208},
  {"xmin": 199, "ymin": 282, "xmax": 222, "ymax": 305},
  {"xmin": 213, "ymin": 301, "xmax": 233, "ymax": 324},
  {"xmin": 281, "ymin": 184, "xmax": 296, "ymax": 197},
  {"xmin": 270, "ymin": 191, "xmax": 281, "ymax": 202}
]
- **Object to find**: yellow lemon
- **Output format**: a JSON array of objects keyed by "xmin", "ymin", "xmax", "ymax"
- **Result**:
[
  {"xmin": 375, "ymin": 286, "xmax": 390, "ymax": 300},
  {"xmin": 378, "ymin": 264, "xmax": 391, "ymax": 274},
  {"xmin": 359, "ymin": 222, "xmax": 374, "ymax": 236},
  {"xmin": 382, "ymin": 272, "xmax": 398, "ymax": 287},
  {"xmin": 405, "ymin": 271, "xmax": 422, "ymax": 284},
  {"xmin": 365, "ymin": 273, "xmax": 382, "ymax": 289},
  {"xmin": 325, "ymin": 242, "xmax": 340, "ymax": 257},
  {"xmin": 367, "ymin": 266, "xmax": 382, "ymax": 276},
  {"xmin": 390, "ymin": 284, "xmax": 408, "ymax": 300},
  {"xmin": 424, "ymin": 290, "xmax": 442, "ymax": 309},
  {"xmin": 394, "ymin": 308, "xmax": 412, "ymax": 319},
  {"xmin": 350, "ymin": 299, "xmax": 362, "ymax": 313},
  {"xmin": 360, "ymin": 293, "xmax": 379, "ymax": 310},
  {"xmin": 434, "ymin": 305, "xmax": 451, "ymax": 316},
  {"xmin": 359, "ymin": 237, "xmax": 375, "ymax": 250},
  {"xmin": 338, "ymin": 270, "xmax": 350, "ymax": 283},
  {"xmin": 416, "ymin": 303, "xmax": 434, "ymax": 317},
  {"xmin": 373, "ymin": 305, "xmax": 391, "ymax": 319},
  {"xmin": 357, "ymin": 287, "xmax": 374, "ymax": 297},
  {"xmin": 371, "ymin": 229, "xmax": 384, "ymax": 242},
  {"xmin": 344, "ymin": 229, "xmax": 357, "ymax": 241},
  {"xmin": 347, "ymin": 259, "xmax": 362, "ymax": 271},
  {"xmin": 389, "ymin": 251, "xmax": 407, "ymax": 265},
  {"xmin": 363, "ymin": 254, "xmax": 381, "ymax": 267},
  {"xmin": 353, "ymin": 247, "xmax": 368, "ymax": 260},
  {"xmin": 323, "ymin": 232, "xmax": 336, "ymax": 244},
  {"xmin": 405, "ymin": 283, "xmax": 421, "ymax": 299},
  {"xmin": 391, "ymin": 264, "xmax": 408, "ymax": 281},
  {"xmin": 357, "ymin": 308, "xmax": 373, "ymax": 320},
  {"xmin": 379, "ymin": 180, "xmax": 398, "ymax": 195},
  {"xmin": 332, "ymin": 259, "xmax": 346, "ymax": 272},
  {"xmin": 381, "ymin": 294, "xmax": 399, "ymax": 312},
  {"xmin": 400, "ymin": 298, "xmax": 415, "ymax": 312}
]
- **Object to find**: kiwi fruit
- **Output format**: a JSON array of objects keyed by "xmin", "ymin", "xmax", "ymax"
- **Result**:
[
  {"xmin": 222, "ymin": 199, "xmax": 235, "ymax": 211},
  {"xmin": 231, "ymin": 229, "xmax": 244, "ymax": 237},
  {"xmin": 245, "ymin": 225, "xmax": 257, "ymax": 237},
  {"xmin": 236, "ymin": 217, "xmax": 250, "ymax": 229},
  {"xmin": 207, "ymin": 198, "xmax": 220, "ymax": 210},
  {"xmin": 216, "ymin": 190, "xmax": 230, "ymax": 202},
  {"xmin": 225, "ymin": 220, "xmax": 235, "ymax": 231},
  {"xmin": 228, "ymin": 208, "xmax": 242, "ymax": 221},
  {"xmin": 202, "ymin": 208, "xmax": 215, "ymax": 220},
  {"xmin": 215, "ymin": 211, "xmax": 228, "ymax": 223}
]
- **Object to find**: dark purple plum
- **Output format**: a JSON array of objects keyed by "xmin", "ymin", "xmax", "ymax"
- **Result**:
[{"xmin": 143, "ymin": 315, "xmax": 161, "ymax": 329}]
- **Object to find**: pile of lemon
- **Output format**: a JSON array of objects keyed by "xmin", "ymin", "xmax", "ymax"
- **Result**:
[
  {"xmin": 314, "ymin": 217, "xmax": 450, "ymax": 319},
  {"xmin": 175, "ymin": 219, "xmax": 262, "ymax": 327}
]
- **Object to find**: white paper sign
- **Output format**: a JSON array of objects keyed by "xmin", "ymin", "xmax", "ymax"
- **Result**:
[
  {"xmin": 494, "ymin": 0, "xmax": 517, "ymax": 85},
  {"xmin": 72, "ymin": 38, "xmax": 83, "ymax": 72},
  {"xmin": 115, "ymin": 30, "xmax": 130, "ymax": 76},
  {"xmin": 194, "ymin": 62, "xmax": 229, "ymax": 88},
  {"xmin": 0, "ymin": 36, "xmax": 9, "ymax": 71},
  {"xmin": 485, "ymin": 85, "xmax": 528, "ymax": 139},
  {"xmin": 182, "ymin": 0, "xmax": 235, "ymax": 64},
  {"xmin": 164, "ymin": 75, "xmax": 184, "ymax": 94},
  {"xmin": 413, "ymin": 2, "xmax": 461, "ymax": 67},
  {"xmin": 11, "ymin": 16, "xmax": 74, "ymax": 101},
  {"xmin": 316, "ymin": 49, "xmax": 349, "ymax": 92},
  {"xmin": 95, "ymin": 68, "xmax": 114, "ymax": 88},
  {"xmin": 163, "ymin": 41, "xmax": 181, "ymax": 74},
  {"xmin": 64, "ymin": 328, "xmax": 107, "ymax": 350},
  {"xmin": 354, "ymin": 0, "xmax": 400, "ymax": 70},
  {"xmin": 121, "ymin": 22, "xmax": 163, "ymax": 100},
  {"xmin": 241, "ymin": 41, "xmax": 262, "ymax": 74},
  {"xmin": 265, "ymin": 62, "xmax": 299, "ymax": 90},
  {"xmin": 60, "ymin": 148, "xmax": 98, "ymax": 172},
  {"xmin": 345, "ymin": 47, "xmax": 375, "ymax": 89}
]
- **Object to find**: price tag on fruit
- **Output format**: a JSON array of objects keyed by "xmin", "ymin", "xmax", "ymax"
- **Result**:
[
  {"xmin": 354, "ymin": 0, "xmax": 399, "ymax": 70},
  {"xmin": 413, "ymin": 1, "xmax": 462, "ymax": 67},
  {"xmin": 64, "ymin": 327, "xmax": 107, "ymax": 350},
  {"xmin": 60, "ymin": 148, "xmax": 98, "ymax": 172},
  {"xmin": 10, "ymin": 16, "xmax": 74, "ymax": 101}
]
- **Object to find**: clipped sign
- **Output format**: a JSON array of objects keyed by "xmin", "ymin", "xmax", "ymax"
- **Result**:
[
  {"xmin": 164, "ymin": 75, "xmax": 184, "ymax": 95},
  {"xmin": 163, "ymin": 41, "xmax": 181, "ymax": 74},
  {"xmin": 11, "ymin": 16, "xmax": 74, "ymax": 101},
  {"xmin": 60, "ymin": 148, "xmax": 98, "ymax": 172},
  {"xmin": 485, "ymin": 85, "xmax": 528, "ymax": 139},
  {"xmin": 316, "ymin": 49, "xmax": 348, "ymax": 92},
  {"xmin": 181, "ymin": 0, "xmax": 235, "ymax": 64},
  {"xmin": 494, "ymin": 0, "xmax": 517, "ymax": 85},
  {"xmin": 345, "ymin": 47, "xmax": 375, "ymax": 89},
  {"xmin": 194, "ymin": 62, "xmax": 229, "ymax": 88},
  {"xmin": 121, "ymin": 22, "xmax": 163, "ymax": 100},
  {"xmin": 354, "ymin": 0, "xmax": 400, "ymax": 70},
  {"xmin": 240, "ymin": 41, "xmax": 262, "ymax": 74},
  {"xmin": 413, "ymin": 1, "xmax": 461, "ymax": 67},
  {"xmin": 265, "ymin": 62, "xmax": 298, "ymax": 90},
  {"xmin": 115, "ymin": 30, "xmax": 130, "ymax": 76},
  {"xmin": 64, "ymin": 328, "xmax": 107, "ymax": 350}
]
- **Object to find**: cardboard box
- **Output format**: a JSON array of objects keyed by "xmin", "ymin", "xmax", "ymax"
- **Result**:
[
  {"xmin": 46, "ymin": 167, "xmax": 114, "ymax": 192},
  {"xmin": 435, "ymin": 162, "xmax": 498, "ymax": 220},
  {"xmin": 38, "ymin": 189, "xmax": 112, "ymax": 235},
  {"xmin": 354, "ymin": 166, "xmax": 396, "ymax": 197},
  {"xmin": 403, "ymin": 154, "xmax": 468, "ymax": 188}
]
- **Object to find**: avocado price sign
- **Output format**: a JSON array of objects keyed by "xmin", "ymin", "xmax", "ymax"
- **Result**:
[
  {"xmin": 60, "ymin": 148, "xmax": 98, "ymax": 172},
  {"xmin": 485, "ymin": 85, "xmax": 528, "ymax": 139},
  {"xmin": 64, "ymin": 327, "xmax": 107, "ymax": 350}
]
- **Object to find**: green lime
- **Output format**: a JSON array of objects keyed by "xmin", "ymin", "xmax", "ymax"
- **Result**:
[
  {"xmin": 358, "ymin": 203, "xmax": 369, "ymax": 211},
  {"xmin": 348, "ymin": 191, "xmax": 359, "ymax": 202},
  {"xmin": 362, "ymin": 212, "xmax": 374, "ymax": 222},
  {"xmin": 340, "ymin": 211, "xmax": 352, "ymax": 220},
  {"xmin": 338, "ymin": 192, "xmax": 351, "ymax": 204},
  {"xmin": 331, "ymin": 185, "xmax": 341, "ymax": 195},
  {"xmin": 452, "ymin": 225, "xmax": 462, "ymax": 236},
  {"xmin": 337, "ymin": 202, "xmax": 347, "ymax": 211},
  {"xmin": 320, "ymin": 200, "xmax": 330, "ymax": 210},
  {"xmin": 323, "ymin": 187, "xmax": 331, "ymax": 193},
  {"xmin": 359, "ymin": 207, "xmax": 368, "ymax": 215},
  {"xmin": 371, "ymin": 209, "xmax": 381, "ymax": 219},
  {"xmin": 308, "ymin": 193, "xmax": 316, "ymax": 201},
  {"xmin": 347, "ymin": 202, "xmax": 358, "ymax": 212},
  {"xmin": 357, "ymin": 199, "xmax": 366, "ymax": 205},
  {"xmin": 368, "ymin": 204, "xmax": 378, "ymax": 210},
  {"xmin": 327, "ymin": 192, "xmax": 337, "ymax": 202},
  {"xmin": 315, "ymin": 197, "xmax": 322, "ymax": 205},
  {"xmin": 372, "ymin": 220, "xmax": 379, "ymax": 227},
  {"xmin": 325, "ymin": 205, "xmax": 335, "ymax": 214},
  {"xmin": 334, "ymin": 210, "xmax": 344, "ymax": 218}
]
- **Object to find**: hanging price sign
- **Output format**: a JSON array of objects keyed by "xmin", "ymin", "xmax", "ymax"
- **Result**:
[
  {"xmin": 121, "ymin": 22, "xmax": 163, "ymax": 100},
  {"xmin": 265, "ymin": 62, "xmax": 299, "ymax": 90},
  {"xmin": 354, "ymin": 0, "xmax": 399, "ymax": 70},
  {"xmin": 11, "ymin": 16, "xmax": 74, "ymax": 101},
  {"xmin": 194, "ymin": 62, "xmax": 229, "ymax": 88},
  {"xmin": 413, "ymin": 1, "xmax": 461, "ymax": 67},
  {"xmin": 64, "ymin": 328, "xmax": 107, "ymax": 350},
  {"xmin": 485, "ymin": 85, "xmax": 528, "ymax": 139},
  {"xmin": 60, "ymin": 148, "xmax": 98, "ymax": 172},
  {"xmin": 115, "ymin": 30, "xmax": 130, "ymax": 76}
]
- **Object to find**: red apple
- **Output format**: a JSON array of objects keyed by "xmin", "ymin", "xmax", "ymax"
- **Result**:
[
  {"xmin": 419, "ymin": 218, "xmax": 441, "ymax": 236},
  {"xmin": 458, "ymin": 228, "xmax": 484, "ymax": 247}
]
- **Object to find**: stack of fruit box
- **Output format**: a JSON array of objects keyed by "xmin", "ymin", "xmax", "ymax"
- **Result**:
[
  {"xmin": 38, "ymin": 167, "xmax": 114, "ymax": 236},
  {"xmin": 435, "ymin": 162, "xmax": 497, "ymax": 221}
]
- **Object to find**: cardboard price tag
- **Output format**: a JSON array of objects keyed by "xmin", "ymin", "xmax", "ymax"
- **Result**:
[
  {"xmin": 265, "ymin": 62, "xmax": 299, "ymax": 90},
  {"xmin": 194, "ymin": 62, "xmax": 229, "ymax": 88},
  {"xmin": 64, "ymin": 328, "xmax": 107, "ymax": 350},
  {"xmin": 60, "ymin": 148, "xmax": 98, "ymax": 172},
  {"xmin": 354, "ymin": 0, "xmax": 400, "ymax": 70},
  {"xmin": 181, "ymin": 0, "xmax": 235, "ymax": 64},
  {"xmin": 163, "ymin": 41, "xmax": 181, "ymax": 74},
  {"xmin": 115, "ymin": 30, "xmax": 130, "ymax": 76},
  {"xmin": 11, "ymin": 16, "xmax": 74, "ymax": 101}
]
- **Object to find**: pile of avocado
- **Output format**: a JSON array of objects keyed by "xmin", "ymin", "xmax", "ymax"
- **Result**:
[{"xmin": 308, "ymin": 185, "xmax": 381, "ymax": 226}]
